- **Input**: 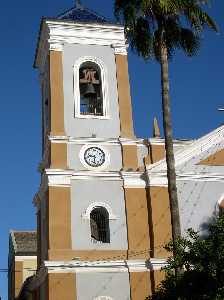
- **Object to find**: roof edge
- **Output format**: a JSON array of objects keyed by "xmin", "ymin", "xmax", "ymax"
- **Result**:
[{"xmin": 147, "ymin": 124, "xmax": 224, "ymax": 172}]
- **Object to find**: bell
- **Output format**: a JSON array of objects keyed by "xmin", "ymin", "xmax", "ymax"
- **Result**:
[{"xmin": 83, "ymin": 83, "xmax": 96, "ymax": 97}]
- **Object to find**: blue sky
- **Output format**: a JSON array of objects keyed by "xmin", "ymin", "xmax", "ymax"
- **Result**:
[{"xmin": 0, "ymin": 0, "xmax": 223, "ymax": 299}]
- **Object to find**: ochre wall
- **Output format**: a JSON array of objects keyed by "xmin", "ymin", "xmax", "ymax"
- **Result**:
[
  {"xmin": 144, "ymin": 144, "xmax": 165, "ymax": 166},
  {"xmin": 50, "ymin": 142, "xmax": 67, "ymax": 169},
  {"xmin": 48, "ymin": 187, "xmax": 72, "ymax": 253},
  {"xmin": 122, "ymin": 145, "xmax": 138, "ymax": 170},
  {"xmin": 150, "ymin": 145, "xmax": 165, "ymax": 163},
  {"xmin": 148, "ymin": 269, "xmax": 166, "ymax": 296},
  {"xmin": 115, "ymin": 54, "xmax": 134, "ymax": 138},
  {"xmin": 49, "ymin": 51, "xmax": 65, "ymax": 136},
  {"xmin": 48, "ymin": 250, "xmax": 128, "ymax": 261},
  {"xmin": 15, "ymin": 261, "xmax": 23, "ymax": 297},
  {"xmin": 130, "ymin": 271, "xmax": 151, "ymax": 300},
  {"xmin": 23, "ymin": 259, "xmax": 37, "ymax": 282},
  {"xmin": 125, "ymin": 188, "xmax": 150, "ymax": 259},
  {"xmin": 154, "ymin": 269, "xmax": 165, "ymax": 289},
  {"xmin": 198, "ymin": 149, "xmax": 224, "ymax": 166},
  {"xmin": 47, "ymin": 273, "xmax": 76, "ymax": 300},
  {"xmin": 130, "ymin": 270, "xmax": 165, "ymax": 299},
  {"xmin": 147, "ymin": 186, "xmax": 172, "ymax": 257}
]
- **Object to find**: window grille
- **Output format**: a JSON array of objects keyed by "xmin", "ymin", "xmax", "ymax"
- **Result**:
[{"xmin": 90, "ymin": 207, "xmax": 110, "ymax": 243}]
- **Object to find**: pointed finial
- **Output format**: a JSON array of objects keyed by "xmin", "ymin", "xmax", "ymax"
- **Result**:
[{"xmin": 153, "ymin": 117, "xmax": 161, "ymax": 138}]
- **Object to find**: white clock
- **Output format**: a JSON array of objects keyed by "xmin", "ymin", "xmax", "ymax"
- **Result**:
[
  {"xmin": 84, "ymin": 147, "xmax": 105, "ymax": 167},
  {"xmin": 79, "ymin": 145, "xmax": 110, "ymax": 170}
]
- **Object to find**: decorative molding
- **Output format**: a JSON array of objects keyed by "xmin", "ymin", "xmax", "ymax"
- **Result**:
[
  {"xmin": 48, "ymin": 135, "xmax": 68, "ymax": 141},
  {"xmin": 112, "ymin": 44, "xmax": 127, "ymax": 55},
  {"xmin": 35, "ymin": 20, "xmax": 126, "ymax": 69},
  {"xmin": 45, "ymin": 170, "xmax": 122, "ymax": 187},
  {"xmin": 73, "ymin": 56, "xmax": 109, "ymax": 119},
  {"xmin": 82, "ymin": 202, "xmax": 118, "ymax": 220},
  {"xmin": 39, "ymin": 168, "xmax": 224, "ymax": 189},
  {"xmin": 177, "ymin": 172, "xmax": 224, "ymax": 182},
  {"xmin": 119, "ymin": 137, "xmax": 144, "ymax": 145},
  {"xmin": 44, "ymin": 169, "xmax": 148, "ymax": 188},
  {"xmin": 48, "ymin": 136, "xmax": 147, "ymax": 146},
  {"xmin": 148, "ymin": 138, "xmax": 193, "ymax": 147},
  {"xmin": 147, "ymin": 173, "xmax": 168, "ymax": 187},
  {"xmin": 147, "ymin": 171, "xmax": 224, "ymax": 187},
  {"xmin": 121, "ymin": 172, "xmax": 147, "ymax": 188},
  {"xmin": 44, "ymin": 259, "xmax": 167, "ymax": 273}
]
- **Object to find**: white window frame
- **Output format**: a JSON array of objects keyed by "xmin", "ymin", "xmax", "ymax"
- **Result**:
[
  {"xmin": 82, "ymin": 202, "xmax": 118, "ymax": 220},
  {"xmin": 73, "ymin": 56, "xmax": 109, "ymax": 119}
]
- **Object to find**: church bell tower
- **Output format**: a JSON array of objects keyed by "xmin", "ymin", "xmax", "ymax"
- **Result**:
[{"xmin": 33, "ymin": 2, "xmax": 169, "ymax": 300}]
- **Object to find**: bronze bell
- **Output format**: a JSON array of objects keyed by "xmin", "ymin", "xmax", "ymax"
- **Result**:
[{"xmin": 83, "ymin": 83, "xmax": 96, "ymax": 97}]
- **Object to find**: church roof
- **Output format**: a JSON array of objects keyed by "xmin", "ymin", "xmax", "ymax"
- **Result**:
[
  {"xmin": 147, "ymin": 124, "xmax": 224, "ymax": 173},
  {"xmin": 10, "ymin": 231, "xmax": 37, "ymax": 255},
  {"xmin": 57, "ymin": 3, "xmax": 112, "ymax": 24}
]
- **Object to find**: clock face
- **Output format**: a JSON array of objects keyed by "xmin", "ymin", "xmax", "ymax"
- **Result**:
[{"xmin": 84, "ymin": 147, "xmax": 106, "ymax": 168}]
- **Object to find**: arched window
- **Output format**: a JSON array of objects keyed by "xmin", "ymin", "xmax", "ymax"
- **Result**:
[
  {"xmin": 90, "ymin": 207, "xmax": 110, "ymax": 243},
  {"xmin": 79, "ymin": 62, "xmax": 103, "ymax": 116}
]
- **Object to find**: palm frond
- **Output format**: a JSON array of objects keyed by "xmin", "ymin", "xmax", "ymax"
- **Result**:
[
  {"xmin": 153, "ymin": 29, "xmax": 162, "ymax": 62},
  {"xmin": 114, "ymin": 0, "xmax": 217, "ymax": 62},
  {"xmin": 183, "ymin": 1, "xmax": 218, "ymax": 32},
  {"xmin": 179, "ymin": 28, "xmax": 200, "ymax": 56},
  {"xmin": 129, "ymin": 16, "xmax": 154, "ymax": 59},
  {"xmin": 114, "ymin": 0, "xmax": 139, "ymax": 21}
]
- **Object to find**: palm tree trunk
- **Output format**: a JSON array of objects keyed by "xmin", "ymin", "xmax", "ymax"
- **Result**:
[{"xmin": 160, "ymin": 44, "xmax": 181, "ymax": 247}]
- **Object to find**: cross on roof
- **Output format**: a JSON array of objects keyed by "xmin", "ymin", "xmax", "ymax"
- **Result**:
[{"xmin": 76, "ymin": 0, "xmax": 82, "ymax": 7}]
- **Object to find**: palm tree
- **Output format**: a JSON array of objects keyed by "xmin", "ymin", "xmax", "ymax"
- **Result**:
[{"xmin": 115, "ymin": 0, "xmax": 217, "ymax": 256}]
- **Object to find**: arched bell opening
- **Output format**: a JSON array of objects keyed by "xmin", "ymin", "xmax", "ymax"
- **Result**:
[{"xmin": 79, "ymin": 61, "xmax": 103, "ymax": 116}]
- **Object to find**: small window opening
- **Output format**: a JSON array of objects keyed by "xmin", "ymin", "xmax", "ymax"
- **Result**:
[
  {"xmin": 79, "ymin": 62, "xmax": 103, "ymax": 116},
  {"xmin": 90, "ymin": 207, "xmax": 110, "ymax": 243}
]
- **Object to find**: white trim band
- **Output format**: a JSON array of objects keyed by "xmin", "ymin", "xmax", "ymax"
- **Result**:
[
  {"xmin": 44, "ymin": 259, "xmax": 167, "ymax": 273},
  {"xmin": 147, "ymin": 171, "xmax": 224, "ymax": 187}
]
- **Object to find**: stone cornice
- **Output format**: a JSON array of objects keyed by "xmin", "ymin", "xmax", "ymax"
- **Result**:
[
  {"xmin": 25, "ymin": 258, "xmax": 167, "ymax": 292},
  {"xmin": 35, "ymin": 19, "xmax": 127, "ymax": 70},
  {"xmin": 148, "ymin": 138, "xmax": 193, "ymax": 146},
  {"xmin": 43, "ymin": 258, "xmax": 167, "ymax": 273},
  {"xmin": 147, "ymin": 171, "xmax": 224, "ymax": 187},
  {"xmin": 48, "ymin": 136, "xmax": 146, "ymax": 145},
  {"xmin": 34, "ymin": 170, "xmax": 148, "ymax": 190}
]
